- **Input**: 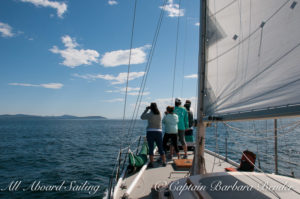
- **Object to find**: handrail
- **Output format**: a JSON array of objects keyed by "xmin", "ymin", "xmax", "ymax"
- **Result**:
[{"xmin": 107, "ymin": 135, "xmax": 144, "ymax": 199}]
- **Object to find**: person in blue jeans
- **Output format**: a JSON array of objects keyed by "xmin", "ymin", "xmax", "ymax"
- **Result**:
[{"xmin": 141, "ymin": 102, "xmax": 166, "ymax": 167}]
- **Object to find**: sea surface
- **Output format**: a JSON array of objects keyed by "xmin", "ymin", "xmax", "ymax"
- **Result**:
[{"xmin": 0, "ymin": 118, "xmax": 299, "ymax": 198}]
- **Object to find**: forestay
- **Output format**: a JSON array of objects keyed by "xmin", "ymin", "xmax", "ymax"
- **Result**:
[{"xmin": 204, "ymin": 0, "xmax": 300, "ymax": 120}]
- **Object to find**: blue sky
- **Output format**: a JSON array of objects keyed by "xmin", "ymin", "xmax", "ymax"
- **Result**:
[{"xmin": 0, "ymin": 0, "xmax": 200, "ymax": 119}]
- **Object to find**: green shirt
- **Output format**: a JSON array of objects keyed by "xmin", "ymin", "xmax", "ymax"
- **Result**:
[{"xmin": 174, "ymin": 106, "xmax": 189, "ymax": 130}]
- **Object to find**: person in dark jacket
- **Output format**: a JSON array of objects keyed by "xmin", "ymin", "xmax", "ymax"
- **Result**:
[{"xmin": 184, "ymin": 100, "xmax": 194, "ymax": 137}]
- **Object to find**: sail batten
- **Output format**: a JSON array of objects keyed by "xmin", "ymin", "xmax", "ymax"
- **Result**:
[{"xmin": 204, "ymin": 0, "xmax": 300, "ymax": 119}]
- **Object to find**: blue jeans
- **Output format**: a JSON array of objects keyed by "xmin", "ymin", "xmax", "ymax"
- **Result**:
[{"xmin": 146, "ymin": 131, "xmax": 165, "ymax": 156}]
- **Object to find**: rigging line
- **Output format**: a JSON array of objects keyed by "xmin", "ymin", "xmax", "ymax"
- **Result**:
[
  {"xmin": 225, "ymin": 125, "xmax": 266, "ymax": 174},
  {"xmin": 280, "ymin": 119, "xmax": 295, "ymax": 175},
  {"xmin": 265, "ymin": 120, "xmax": 269, "ymax": 167},
  {"xmin": 253, "ymin": 121, "xmax": 261, "ymax": 169},
  {"xmin": 255, "ymin": 148, "xmax": 300, "ymax": 167},
  {"xmin": 121, "ymin": 0, "xmax": 138, "ymax": 148},
  {"xmin": 244, "ymin": 173, "xmax": 281, "ymax": 199},
  {"xmin": 231, "ymin": 0, "xmax": 243, "ymax": 95},
  {"xmin": 126, "ymin": 0, "xmax": 167, "ymax": 142},
  {"xmin": 117, "ymin": 0, "xmax": 167, "ymax": 176},
  {"xmin": 119, "ymin": 1, "xmax": 167, "ymax": 175},
  {"xmin": 222, "ymin": 120, "xmax": 300, "ymax": 134},
  {"xmin": 180, "ymin": 6, "xmax": 188, "ymax": 98},
  {"xmin": 277, "ymin": 157, "xmax": 300, "ymax": 167},
  {"xmin": 224, "ymin": 125, "xmax": 284, "ymax": 198},
  {"xmin": 110, "ymin": 149, "xmax": 122, "ymax": 178},
  {"xmin": 243, "ymin": 0, "xmax": 252, "ymax": 83},
  {"xmin": 225, "ymin": 122, "xmax": 299, "ymax": 181},
  {"xmin": 191, "ymin": 0, "xmax": 198, "ymax": 116},
  {"xmin": 123, "ymin": 0, "xmax": 165, "ymax": 141},
  {"xmin": 215, "ymin": 123, "xmax": 221, "ymax": 164},
  {"xmin": 212, "ymin": 0, "xmax": 220, "ymax": 96},
  {"xmin": 211, "ymin": 123, "xmax": 220, "ymax": 172},
  {"xmin": 277, "ymin": 167, "xmax": 296, "ymax": 177},
  {"xmin": 224, "ymin": 122, "xmax": 300, "ymax": 141},
  {"xmin": 126, "ymin": 0, "xmax": 168, "ymax": 138},
  {"xmin": 209, "ymin": 0, "xmax": 237, "ymax": 17},
  {"xmin": 265, "ymin": 174, "xmax": 300, "ymax": 195},
  {"xmin": 207, "ymin": 0, "xmax": 291, "ymax": 63},
  {"xmin": 171, "ymin": 0, "xmax": 182, "ymax": 102},
  {"xmin": 119, "ymin": 136, "xmax": 141, "ymax": 152},
  {"xmin": 257, "ymin": 23, "xmax": 264, "ymax": 57}
]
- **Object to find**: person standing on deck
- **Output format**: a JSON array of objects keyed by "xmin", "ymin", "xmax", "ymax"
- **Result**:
[
  {"xmin": 162, "ymin": 106, "xmax": 180, "ymax": 159},
  {"xmin": 184, "ymin": 100, "xmax": 194, "ymax": 139},
  {"xmin": 141, "ymin": 102, "xmax": 166, "ymax": 167},
  {"xmin": 174, "ymin": 98, "xmax": 189, "ymax": 159}
]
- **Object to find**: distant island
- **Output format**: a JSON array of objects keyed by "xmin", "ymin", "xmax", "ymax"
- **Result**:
[{"xmin": 0, "ymin": 114, "xmax": 106, "ymax": 120}]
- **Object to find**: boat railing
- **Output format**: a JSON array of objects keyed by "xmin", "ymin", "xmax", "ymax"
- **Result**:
[
  {"xmin": 107, "ymin": 135, "xmax": 143, "ymax": 199},
  {"xmin": 208, "ymin": 124, "xmax": 298, "ymax": 178}
]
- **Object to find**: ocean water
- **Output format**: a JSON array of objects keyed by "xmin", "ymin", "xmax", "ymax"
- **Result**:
[
  {"xmin": 0, "ymin": 118, "xmax": 299, "ymax": 198},
  {"xmin": 0, "ymin": 119, "xmax": 146, "ymax": 199}
]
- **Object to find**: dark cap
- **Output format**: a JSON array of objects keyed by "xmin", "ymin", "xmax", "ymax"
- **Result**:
[{"xmin": 185, "ymin": 100, "xmax": 191, "ymax": 104}]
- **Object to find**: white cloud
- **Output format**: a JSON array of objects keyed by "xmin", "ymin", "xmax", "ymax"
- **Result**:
[
  {"xmin": 50, "ymin": 35, "xmax": 99, "ymax": 68},
  {"xmin": 73, "ymin": 71, "xmax": 145, "ymax": 85},
  {"xmin": 106, "ymin": 87, "xmax": 149, "ymax": 96},
  {"xmin": 160, "ymin": 0, "xmax": 184, "ymax": 18},
  {"xmin": 62, "ymin": 35, "xmax": 78, "ymax": 48},
  {"xmin": 184, "ymin": 74, "xmax": 198, "ymax": 79},
  {"xmin": 103, "ymin": 98, "xmax": 124, "ymax": 103},
  {"xmin": 128, "ymin": 91, "xmax": 150, "ymax": 96},
  {"xmin": 9, "ymin": 82, "xmax": 63, "ymax": 89},
  {"xmin": 195, "ymin": 22, "xmax": 200, "ymax": 26},
  {"xmin": 119, "ymin": 87, "xmax": 140, "ymax": 92},
  {"xmin": 21, "ymin": 0, "xmax": 67, "ymax": 18},
  {"xmin": 40, "ymin": 83, "xmax": 63, "ymax": 89},
  {"xmin": 108, "ymin": 0, "xmax": 118, "ymax": 5},
  {"xmin": 0, "ymin": 22, "xmax": 14, "ymax": 37},
  {"xmin": 106, "ymin": 87, "xmax": 140, "ymax": 93},
  {"xmin": 100, "ymin": 45, "xmax": 151, "ymax": 67}
]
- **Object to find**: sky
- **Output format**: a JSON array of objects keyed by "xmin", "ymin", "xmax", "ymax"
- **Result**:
[{"xmin": 0, "ymin": 0, "xmax": 200, "ymax": 119}]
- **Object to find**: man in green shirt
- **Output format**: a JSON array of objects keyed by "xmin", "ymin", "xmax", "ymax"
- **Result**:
[{"xmin": 174, "ymin": 98, "xmax": 189, "ymax": 158}]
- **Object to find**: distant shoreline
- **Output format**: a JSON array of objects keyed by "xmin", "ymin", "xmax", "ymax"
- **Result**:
[{"xmin": 0, "ymin": 114, "xmax": 106, "ymax": 120}]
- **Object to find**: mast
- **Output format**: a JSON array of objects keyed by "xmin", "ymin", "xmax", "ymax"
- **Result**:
[{"xmin": 192, "ymin": 0, "xmax": 207, "ymax": 175}]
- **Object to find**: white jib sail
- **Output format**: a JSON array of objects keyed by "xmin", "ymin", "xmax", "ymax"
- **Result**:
[{"xmin": 204, "ymin": 0, "xmax": 300, "ymax": 119}]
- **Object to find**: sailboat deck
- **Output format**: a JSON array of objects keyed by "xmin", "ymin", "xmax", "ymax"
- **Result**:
[
  {"xmin": 114, "ymin": 149, "xmax": 237, "ymax": 199},
  {"xmin": 165, "ymin": 172, "xmax": 300, "ymax": 199}
]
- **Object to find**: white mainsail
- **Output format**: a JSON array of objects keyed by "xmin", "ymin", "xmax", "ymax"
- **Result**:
[{"xmin": 204, "ymin": 0, "xmax": 300, "ymax": 120}]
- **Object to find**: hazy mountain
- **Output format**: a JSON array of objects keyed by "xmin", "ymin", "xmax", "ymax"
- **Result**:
[{"xmin": 0, "ymin": 114, "xmax": 106, "ymax": 120}]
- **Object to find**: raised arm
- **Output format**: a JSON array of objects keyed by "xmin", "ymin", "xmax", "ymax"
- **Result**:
[{"xmin": 141, "ymin": 109, "xmax": 150, "ymax": 120}]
